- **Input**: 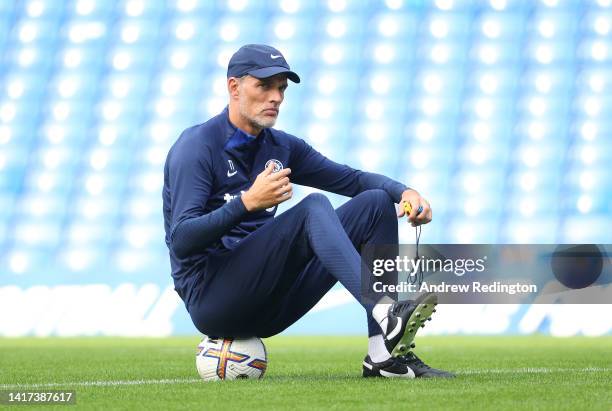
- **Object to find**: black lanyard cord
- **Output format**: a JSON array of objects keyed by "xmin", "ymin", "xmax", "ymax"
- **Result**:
[
  {"xmin": 415, "ymin": 225, "xmax": 423, "ymax": 287},
  {"xmin": 408, "ymin": 224, "xmax": 423, "ymax": 287}
]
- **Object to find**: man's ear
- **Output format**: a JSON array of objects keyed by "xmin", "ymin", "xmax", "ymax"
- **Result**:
[{"xmin": 227, "ymin": 77, "xmax": 241, "ymax": 100}]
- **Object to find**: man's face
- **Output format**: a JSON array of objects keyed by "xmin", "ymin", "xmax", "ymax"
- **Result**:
[{"xmin": 236, "ymin": 74, "xmax": 288, "ymax": 131}]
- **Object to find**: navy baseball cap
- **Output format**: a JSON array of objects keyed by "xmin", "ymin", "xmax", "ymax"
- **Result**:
[{"xmin": 227, "ymin": 44, "xmax": 301, "ymax": 83}]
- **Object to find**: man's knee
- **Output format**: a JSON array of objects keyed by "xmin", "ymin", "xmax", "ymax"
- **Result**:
[
  {"xmin": 297, "ymin": 192, "xmax": 334, "ymax": 213},
  {"xmin": 302, "ymin": 192, "xmax": 332, "ymax": 205}
]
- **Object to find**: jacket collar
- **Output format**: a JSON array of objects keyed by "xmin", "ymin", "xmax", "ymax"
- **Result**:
[
  {"xmin": 223, "ymin": 106, "xmax": 257, "ymax": 149},
  {"xmin": 221, "ymin": 106, "xmax": 279, "ymax": 150}
]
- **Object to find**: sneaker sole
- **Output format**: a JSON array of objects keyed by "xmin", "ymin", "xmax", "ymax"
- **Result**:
[{"xmin": 390, "ymin": 293, "xmax": 438, "ymax": 356}]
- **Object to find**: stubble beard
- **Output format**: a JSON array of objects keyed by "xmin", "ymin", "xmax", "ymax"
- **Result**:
[{"xmin": 239, "ymin": 99, "xmax": 276, "ymax": 131}]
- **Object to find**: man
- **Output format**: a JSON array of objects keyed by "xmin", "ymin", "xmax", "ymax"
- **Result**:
[{"xmin": 163, "ymin": 44, "xmax": 454, "ymax": 378}]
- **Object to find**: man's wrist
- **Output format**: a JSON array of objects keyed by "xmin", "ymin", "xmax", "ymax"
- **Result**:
[{"xmin": 241, "ymin": 192, "xmax": 254, "ymax": 212}]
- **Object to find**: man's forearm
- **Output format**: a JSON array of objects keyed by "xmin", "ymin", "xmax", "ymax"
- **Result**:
[
  {"xmin": 357, "ymin": 171, "xmax": 409, "ymax": 203},
  {"xmin": 170, "ymin": 198, "xmax": 249, "ymax": 259}
]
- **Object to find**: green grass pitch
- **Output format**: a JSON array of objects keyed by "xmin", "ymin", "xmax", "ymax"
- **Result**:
[{"xmin": 1, "ymin": 336, "xmax": 610, "ymax": 410}]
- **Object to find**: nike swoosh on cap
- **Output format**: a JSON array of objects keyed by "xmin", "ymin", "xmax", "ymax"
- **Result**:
[{"xmin": 270, "ymin": 54, "xmax": 282, "ymax": 59}]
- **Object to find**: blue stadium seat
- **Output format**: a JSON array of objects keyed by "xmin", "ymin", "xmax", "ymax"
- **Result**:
[{"xmin": 0, "ymin": 0, "xmax": 611, "ymax": 280}]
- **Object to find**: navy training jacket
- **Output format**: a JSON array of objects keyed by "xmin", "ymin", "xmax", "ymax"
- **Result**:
[{"xmin": 163, "ymin": 106, "xmax": 408, "ymax": 303}]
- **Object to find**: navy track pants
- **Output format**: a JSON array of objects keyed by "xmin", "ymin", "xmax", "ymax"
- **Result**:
[{"xmin": 187, "ymin": 189, "xmax": 398, "ymax": 338}]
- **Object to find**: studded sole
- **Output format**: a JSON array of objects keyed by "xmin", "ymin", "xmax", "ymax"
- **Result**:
[{"xmin": 391, "ymin": 293, "xmax": 438, "ymax": 356}]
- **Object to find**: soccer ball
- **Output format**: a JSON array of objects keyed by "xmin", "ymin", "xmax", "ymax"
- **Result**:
[{"xmin": 196, "ymin": 336, "xmax": 268, "ymax": 381}]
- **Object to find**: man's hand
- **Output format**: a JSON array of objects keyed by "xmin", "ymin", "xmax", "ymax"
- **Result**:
[
  {"xmin": 397, "ymin": 189, "xmax": 432, "ymax": 227},
  {"xmin": 241, "ymin": 163, "xmax": 293, "ymax": 212}
]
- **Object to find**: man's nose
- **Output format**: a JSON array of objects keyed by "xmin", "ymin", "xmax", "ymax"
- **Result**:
[{"xmin": 269, "ymin": 89, "xmax": 283, "ymax": 103}]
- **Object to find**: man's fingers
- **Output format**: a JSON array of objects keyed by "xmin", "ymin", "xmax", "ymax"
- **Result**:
[
  {"xmin": 419, "ymin": 200, "xmax": 432, "ymax": 223},
  {"xmin": 400, "ymin": 194, "xmax": 432, "ymax": 225},
  {"xmin": 277, "ymin": 187, "xmax": 293, "ymax": 203},
  {"xmin": 397, "ymin": 204, "xmax": 405, "ymax": 218},
  {"xmin": 412, "ymin": 204, "xmax": 433, "ymax": 226},
  {"xmin": 263, "ymin": 162, "xmax": 275, "ymax": 176},
  {"xmin": 276, "ymin": 177, "xmax": 290, "ymax": 187},
  {"xmin": 271, "ymin": 179, "xmax": 290, "ymax": 192},
  {"xmin": 274, "ymin": 182, "xmax": 292, "ymax": 195},
  {"xmin": 408, "ymin": 200, "xmax": 420, "ymax": 221},
  {"xmin": 424, "ymin": 201, "xmax": 432, "ymax": 222},
  {"xmin": 398, "ymin": 202, "xmax": 407, "ymax": 217},
  {"xmin": 268, "ymin": 167, "xmax": 291, "ymax": 180},
  {"xmin": 416, "ymin": 200, "xmax": 430, "ymax": 218}
]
